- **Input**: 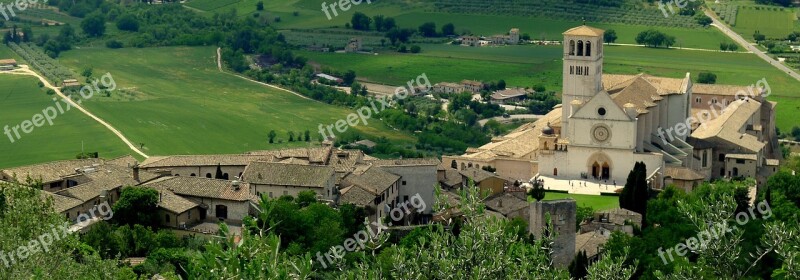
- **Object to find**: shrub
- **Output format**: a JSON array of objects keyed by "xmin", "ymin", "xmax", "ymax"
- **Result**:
[
  {"xmin": 697, "ymin": 72, "xmax": 717, "ymax": 84},
  {"xmin": 106, "ymin": 40, "xmax": 123, "ymax": 49}
]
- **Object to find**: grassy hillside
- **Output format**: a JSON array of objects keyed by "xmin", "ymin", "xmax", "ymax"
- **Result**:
[
  {"xmin": 0, "ymin": 75, "xmax": 129, "ymax": 168},
  {"xmin": 56, "ymin": 46, "xmax": 413, "ymax": 156},
  {"xmin": 734, "ymin": 5, "xmax": 795, "ymax": 39}
]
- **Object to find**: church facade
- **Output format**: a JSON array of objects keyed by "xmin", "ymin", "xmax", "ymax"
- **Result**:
[{"xmin": 443, "ymin": 25, "xmax": 781, "ymax": 192}]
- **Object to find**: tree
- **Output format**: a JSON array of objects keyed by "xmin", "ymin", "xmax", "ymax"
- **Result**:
[
  {"xmin": 528, "ymin": 180, "xmax": 546, "ymax": 201},
  {"xmin": 342, "ymin": 70, "xmax": 356, "ymax": 85},
  {"xmin": 21, "ymin": 25, "xmax": 32, "ymax": 42},
  {"xmin": 791, "ymin": 126, "xmax": 800, "ymax": 141},
  {"xmin": 304, "ymin": 130, "xmax": 310, "ymax": 142},
  {"xmin": 82, "ymin": 67, "xmax": 93, "ymax": 79},
  {"xmin": 697, "ymin": 72, "xmax": 717, "ymax": 84},
  {"xmin": 635, "ymin": 29, "xmax": 675, "ymax": 48},
  {"xmin": 112, "ymin": 187, "xmax": 160, "ymax": 227},
  {"xmin": 288, "ymin": 131, "xmax": 295, "ymax": 142},
  {"xmin": 116, "ymin": 14, "xmax": 140, "ymax": 32},
  {"xmin": 350, "ymin": 12, "xmax": 371, "ymax": 31},
  {"xmin": 268, "ymin": 130, "xmax": 277, "ymax": 143},
  {"xmin": 256, "ymin": 1, "xmax": 264, "ymax": 11},
  {"xmin": 372, "ymin": 15, "xmax": 385, "ymax": 31},
  {"xmin": 497, "ymin": 79, "xmax": 506, "ymax": 90},
  {"xmin": 619, "ymin": 162, "xmax": 648, "ymax": 225},
  {"xmin": 410, "ymin": 45, "xmax": 421, "ymax": 53},
  {"xmin": 214, "ymin": 164, "xmax": 224, "ymax": 179},
  {"xmin": 753, "ymin": 31, "xmax": 766, "ymax": 42},
  {"xmin": 81, "ymin": 12, "xmax": 106, "ymax": 37},
  {"xmin": 442, "ymin": 23, "xmax": 455, "ymax": 36},
  {"xmin": 419, "ymin": 22, "xmax": 437, "ymax": 37},
  {"xmin": 603, "ymin": 29, "xmax": 617, "ymax": 44},
  {"xmin": 696, "ymin": 14, "xmax": 712, "ymax": 26},
  {"xmin": 568, "ymin": 250, "xmax": 589, "ymax": 279}
]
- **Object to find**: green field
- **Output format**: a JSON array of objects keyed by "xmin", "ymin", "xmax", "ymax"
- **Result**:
[
  {"xmin": 184, "ymin": 0, "xmax": 734, "ymax": 50},
  {"xmin": 0, "ymin": 75, "xmax": 130, "ymax": 169},
  {"xmin": 734, "ymin": 5, "xmax": 795, "ymax": 39},
  {"xmin": 56, "ymin": 46, "xmax": 413, "ymax": 156},
  {"xmin": 541, "ymin": 192, "xmax": 619, "ymax": 210},
  {"xmin": 301, "ymin": 44, "xmax": 800, "ymax": 131}
]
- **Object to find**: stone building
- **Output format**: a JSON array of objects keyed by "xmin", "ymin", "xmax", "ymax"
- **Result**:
[{"xmin": 529, "ymin": 199, "xmax": 576, "ymax": 268}]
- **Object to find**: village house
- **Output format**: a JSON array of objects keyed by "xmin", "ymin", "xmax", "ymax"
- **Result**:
[
  {"xmin": 491, "ymin": 87, "xmax": 531, "ymax": 104},
  {"xmin": 340, "ymin": 165, "xmax": 400, "ymax": 222},
  {"xmin": 369, "ymin": 158, "xmax": 440, "ymax": 222},
  {"xmin": 461, "ymin": 80, "xmax": 485, "ymax": 93},
  {"xmin": 483, "ymin": 191, "xmax": 529, "ymax": 220},
  {"xmin": 243, "ymin": 162, "xmax": 337, "ymax": 201},
  {"xmin": 432, "ymin": 82, "xmax": 466, "ymax": 94},
  {"xmin": 142, "ymin": 176, "xmax": 257, "ymax": 225},
  {"xmin": 490, "ymin": 28, "xmax": 521, "ymax": 45},
  {"xmin": 460, "ymin": 36, "xmax": 479, "ymax": 47},
  {"xmin": 459, "ymin": 167, "xmax": 507, "ymax": 196},
  {"xmin": 139, "ymin": 154, "xmax": 274, "ymax": 180}
]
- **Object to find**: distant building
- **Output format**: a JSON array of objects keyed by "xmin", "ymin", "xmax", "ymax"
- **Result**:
[
  {"xmin": 62, "ymin": 79, "xmax": 81, "ymax": 89},
  {"xmin": 529, "ymin": 199, "xmax": 576, "ymax": 268},
  {"xmin": 491, "ymin": 87, "xmax": 531, "ymax": 104},
  {"xmin": 345, "ymin": 37, "xmax": 362, "ymax": 52},
  {"xmin": 489, "ymin": 28, "xmax": 520, "ymax": 45},
  {"xmin": 433, "ymin": 82, "xmax": 465, "ymax": 94},
  {"xmin": 0, "ymin": 59, "xmax": 17, "ymax": 71},
  {"xmin": 142, "ymin": 176, "xmax": 258, "ymax": 226},
  {"xmin": 460, "ymin": 36, "xmax": 479, "ymax": 47},
  {"xmin": 315, "ymin": 73, "xmax": 344, "ymax": 84},
  {"xmin": 243, "ymin": 162, "xmax": 337, "ymax": 201},
  {"xmin": 459, "ymin": 167, "xmax": 507, "ymax": 196},
  {"xmin": 483, "ymin": 191, "xmax": 529, "ymax": 220},
  {"xmin": 460, "ymin": 80, "xmax": 484, "ymax": 93},
  {"xmin": 579, "ymin": 208, "xmax": 641, "ymax": 235}
]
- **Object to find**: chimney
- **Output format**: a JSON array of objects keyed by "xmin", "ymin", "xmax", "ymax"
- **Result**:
[
  {"xmin": 133, "ymin": 163, "xmax": 140, "ymax": 182},
  {"xmin": 232, "ymin": 180, "xmax": 241, "ymax": 191}
]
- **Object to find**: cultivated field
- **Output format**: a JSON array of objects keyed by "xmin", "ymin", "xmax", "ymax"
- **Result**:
[
  {"xmin": 0, "ymin": 75, "xmax": 129, "ymax": 169},
  {"xmin": 56, "ymin": 46, "xmax": 413, "ymax": 156},
  {"xmin": 734, "ymin": 5, "xmax": 795, "ymax": 39}
]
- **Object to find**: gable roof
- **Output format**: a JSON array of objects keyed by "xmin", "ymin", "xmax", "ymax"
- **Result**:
[
  {"xmin": 55, "ymin": 164, "xmax": 140, "ymax": 202},
  {"xmin": 484, "ymin": 192, "xmax": 529, "ymax": 216},
  {"xmin": 242, "ymin": 162, "xmax": 334, "ymax": 188},
  {"xmin": 459, "ymin": 168, "xmax": 500, "ymax": 183},
  {"xmin": 691, "ymin": 99, "xmax": 765, "ymax": 153},
  {"xmin": 339, "ymin": 185, "xmax": 376, "ymax": 206},
  {"xmin": 341, "ymin": 166, "xmax": 400, "ymax": 194},
  {"xmin": 156, "ymin": 189, "xmax": 199, "ymax": 214},
  {"xmin": 1, "ymin": 159, "xmax": 104, "ymax": 183},
  {"xmin": 143, "ymin": 176, "xmax": 254, "ymax": 202},
  {"xmin": 563, "ymin": 25, "xmax": 604, "ymax": 37},
  {"xmin": 140, "ymin": 154, "xmax": 274, "ymax": 168},
  {"xmin": 369, "ymin": 158, "xmax": 441, "ymax": 167}
]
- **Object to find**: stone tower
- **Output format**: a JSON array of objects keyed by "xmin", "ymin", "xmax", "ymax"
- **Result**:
[
  {"xmin": 529, "ymin": 199, "xmax": 577, "ymax": 268},
  {"xmin": 560, "ymin": 25, "xmax": 605, "ymax": 136}
]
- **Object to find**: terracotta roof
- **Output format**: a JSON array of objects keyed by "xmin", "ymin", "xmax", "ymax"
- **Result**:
[
  {"xmin": 56, "ymin": 164, "xmax": 139, "ymax": 201},
  {"xmin": 484, "ymin": 192, "xmax": 529, "ymax": 216},
  {"xmin": 563, "ymin": 25, "xmax": 604, "ymax": 37},
  {"xmin": 140, "ymin": 154, "xmax": 274, "ymax": 168},
  {"xmin": 439, "ymin": 169, "xmax": 463, "ymax": 188},
  {"xmin": 603, "ymin": 74, "xmax": 688, "ymax": 96},
  {"xmin": 242, "ymin": 162, "xmax": 334, "ymax": 188},
  {"xmin": 339, "ymin": 185, "xmax": 376, "ymax": 206},
  {"xmin": 42, "ymin": 192, "xmax": 83, "ymax": 213},
  {"xmin": 726, "ymin": 154, "xmax": 757, "ymax": 161},
  {"xmin": 246, "ymin": 147, "xmax": 333, "ymax": 164},
  {"xmin": 459, "ymin": 168, "xmax": 500, "ymax": 183},
  {"xmin": 1, "ymin": 159, "xmax": 104, "ymax": 183},
  {"xmin": 609, "ymin": 76, "xmax": 664, "ymax": 115},
  {"xmin": 143, "ymin": 176, "xmax": 254, "ymax": 201},
  {"xmin": 691, "ymin": 99, "xmax": 765, "ymax": 153},
  {"xmin": 595, "ymin": 208, "xmax": 643, "ymax": 226},
  {"xmin": 576, "ymin": 230, "xmax": 610, "ymax": 258},
  {"xmin": 491, "ymin": 88, "xmax": 530, "ymax": 100},
  {"xmin": 106, "ymin": 155, "xmax": 139, "ymax": 167},
  {"xmin": 457, "ymin": 107, "xmax": 562, "ymax": 161},
  {"xmin": 341, "ymin": 166, "xmax": 400, "ymax": 194},
  {"xmin": 664, "ymin": 166, "xmax": 705, "ymax": 181},
  {"xmin": 370, "ymin": 158, "xmax": 441, "ymax": 167},
  {"xmin": 0, "ymin": 59, "xmax": 17, "ymax": 65},
  {"xmin": 156, "ymin": 189, "xmax": 199, "ymax": 214},
  {"xmin": 693, "ymin": 84, "xmax": 764, "ymax": 97},
  {"xmin": 461, "ymin": 80, "xmax": 484, "ymax": 86}
]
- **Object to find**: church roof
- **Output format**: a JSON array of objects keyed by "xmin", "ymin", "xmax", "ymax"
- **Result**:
[
  {"xmin": 457, "ymin": 108, "xmax": 562, "ymax": 160},
  {"xmin": 664, "ymin": 166, "xmax": 705, "ymax": 181},
  {"xmin": 608, "ymin": 76, "xmax": 664, "ymax": 116},
  {"xmin": 563, "ymin": 25, "xmax": 604, "ymax": 37},
  {"xmin": 603, "ymin": 73, "xmax": 688, "ymax": 96},
  {"xmin": 691, "ymin": 99, "xmax": 765, "ymax": 153}
]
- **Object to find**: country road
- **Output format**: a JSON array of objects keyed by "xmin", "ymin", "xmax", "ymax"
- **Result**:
[
  {"xmin": 1, "ymin": 66, "xmax": 150, "ymax": 159},
  {"xmin": 704, "ymin": 9, "xmax": 800, "ymax": 82},
  {"xmin": 216, "ymin": 47, "xmax": 316, "ymax": 102}
]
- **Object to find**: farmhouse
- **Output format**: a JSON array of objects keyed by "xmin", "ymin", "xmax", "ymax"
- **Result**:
[
  {"xmin": 433, "ymin": 82, "xmax": 465, "ymax": 94},
  {"xmin": 0, "ymin": 58, "xmax": 17, "ymax": 70},
  {"xmin": 142, "ymin": 176, "xmax": 257, "ymax": 225},
  {"xmin": 62, "ymin": 79, "xmax": 81, "ymax": 88},
  {"xmin": 460, "ymin": 36, "xmax": 479, "ymax": 47},
  {"xmin": 442, "ymin": 25, "xmax": 781, "ymax": 192},
  {"xmin": 461, "ymin": 80, "xmax": 484, "ymax": 93},
  {"xmin": 345, "ymin": 37, "xmax": 362, "ymax": 52},
  {"xmin": 490, "ymin": 28, "xmax": 521, "ymax": 45}
]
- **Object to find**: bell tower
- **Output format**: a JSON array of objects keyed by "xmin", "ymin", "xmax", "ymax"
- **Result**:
[{"xmin": 560, "ymin": 25, "xmax": 605, "ymax": 136}]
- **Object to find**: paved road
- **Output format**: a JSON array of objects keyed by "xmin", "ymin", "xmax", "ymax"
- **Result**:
[
  {"xmin": 1, "ymin": 66, "xmax": 150, "ymax": 159},
  {"xmin": 704, "ymin": 9, "xmax": 800, "ymax": 83}
]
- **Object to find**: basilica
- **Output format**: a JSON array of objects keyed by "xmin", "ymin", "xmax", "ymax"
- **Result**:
[{"xmin": 443, "ymin": 25, "xmax": 782, "ymax": 192}]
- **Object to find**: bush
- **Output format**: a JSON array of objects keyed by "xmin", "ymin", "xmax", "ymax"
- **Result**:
[
  {"xmin": 106, "ymin": 40, "xmax": 123, "ymax": 49},
  {"xmin": 410, "ymin": 45, "xmax": 421, "ymax": 53},
  {"xmin": 697, "ymin": 72, "xmax": 717, "ymax": 84}
]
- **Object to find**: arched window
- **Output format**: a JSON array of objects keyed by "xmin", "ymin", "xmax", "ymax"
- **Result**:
[
  {"xmin": 206, "ymin": 173, "xmax": 212, "ymax": 178},
  {"xmin": 468, "ymin": 163, "xmax": 473, "ymax": 168},
  {"xmin": 569, "ymin": 40, "xmax": 575, "ymax": 55},
  {"xmin": 223, "ymin": 173, "xmax": 229, "ymax": 180},
  {"xmin": 577, "ymin": 41, "xmax": 584, "ymax": 56},
  {"xmin": 451, "ymin": 160, "xmax": 457, "ymax": 169},
  {"xmin": 732, "ymin": 167, "xmax": 739, "ymax": 177},
  {"xmin": 586, "ymin": 41, "xmax": 591, "ymax": 56},
  {"xmin": 190, "ymin": 173, "xmax": 196, "ymax": 177},
  {"xmin": 553, "ymin": 168, "xmax": 558, "ymax": 176}
]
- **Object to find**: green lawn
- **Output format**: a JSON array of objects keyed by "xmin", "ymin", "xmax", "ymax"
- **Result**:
[
  {"xmin": 541, "ymin": 192, "xmax": 619, "ymax": 210},
  {"xmin": 56, "ymin": 46, "xmax": 413, "ymax": 156},
  {"xmin": 734, "ymin": 5, "xmax": 794, "ymax": 39},
  {"xmin": 0, "ymin": 75, "xmax": 130, "ymax": 169},
  {"xmin": 302, "ymin": 44, "xmax": 800, "ymax": 131}
]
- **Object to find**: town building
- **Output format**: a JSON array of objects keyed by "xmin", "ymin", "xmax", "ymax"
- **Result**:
[
  {"xmin": 529, "ymin": 199, "xmax": 576, "ymax": 268},
  {"xmin": 442, "ymin": 25, "xmax": 780, "ymax": 192},
  {"xmin": 491, "ymin": 87, "xmax": 531, "ymax": 104}
]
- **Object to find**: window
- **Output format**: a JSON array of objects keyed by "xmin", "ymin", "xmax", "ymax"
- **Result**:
[
  {"xmin": 598, "ymin": 107, "xmax": 606, "ymax": 116},
  {"xmin": 269, "ymin": 192, "xmax": 273, "ymax": 198},
  {"xmin": 190, "ymin": 173, "xmax": 196, "ymax": 177},
  {"xmin": 402, "ymin": 181, "xmax": 407, "ymax": 185},
  {"xmin": 283, "ymin": 190, "xmax": 288, "ymax": 196},
  {"xmin": 403, "ymin": 195, "xmax": 409, "ymax": 202},
  {"xmin": 736, "ymin": 159, "xmax": 745, "ymax": 164},
  {"xmin": 695, "ymin": 97, "xmax": 701, "ymax": 103},
  {"xmin": 569, "ymin": 40, "xmax": 575, "ymax": 55},
  {"xmin": 577, "ymin": 41, "xmax": 584, "ymax": 56},
  {"xmin": 584, "ymin": 66, "xmax": 589, "ymax": 76},
  {"xmin": 165, "ymin": 214, "xmax": 170, "ymax": 223},
  {"xmin": 215, "ymin": 205, "xmax": 228, "ymax": 219},
  {"xmin": 223, "ymin": 173, "xmax": 229, "ymax": 180},
  {"xmin": 570, "ymin": 66, "xmax": 574, "ymax": 74},
  {"xmin": 586, "ymin": 41, "xmax": 591, "ymax": 56},
  {"xmin": 720, "ymin": 168, "xmax": 725, "ymax": 176},
  {"xmin": 718, "ymin": 154, "xmax": 726, "ymax": 162},
  {"xmin": 702, "ymin": 152, "xmax": 708, "ymax": 167},
  {"xmin": 206, "ymin": 173, "xmax": 212, "ymax": 178}
]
